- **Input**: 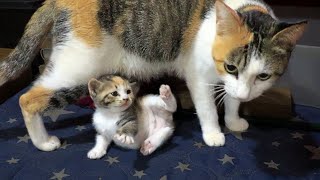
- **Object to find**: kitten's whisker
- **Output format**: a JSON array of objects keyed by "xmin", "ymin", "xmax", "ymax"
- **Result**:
[{"xmin": 212, "ymin": 88, "xmax": 225, "ymax": 94}]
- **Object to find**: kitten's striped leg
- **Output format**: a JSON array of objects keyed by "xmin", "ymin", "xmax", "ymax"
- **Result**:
[
  {"xmin": 19, "ymin": 86, "xmax": 61, "ymax": 151},
  {"xmin": 224, "ymin": 95, "xmax": 249, "ymax": 132}
]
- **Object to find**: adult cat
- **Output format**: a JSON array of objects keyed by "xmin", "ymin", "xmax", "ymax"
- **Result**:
[{"xmin": 0, "ymin": 0, "xmax": 306, "ymax": 151}]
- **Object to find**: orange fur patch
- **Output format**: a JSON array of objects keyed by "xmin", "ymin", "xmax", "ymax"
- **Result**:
[
  {"xmin": 56, "ymin": 0, "xmax": 102, "ymax": 47},
  {"xmin": 242, "ymin": 5, "xmax": 268, "ymax": 14},
  {"xmin": 19, "ymin": 86, "xmax": 53, "ymax": 114},
  {"xmin": 112, "ymin": 76, "xmax": 126, "ymax": 86},
  {"xmin": 181, "ymin": 0, "xmax": 207, "ymax": 51},
  {"xmin": 212, "ymin": 26, "xmax": 253, "ymax": 74}
]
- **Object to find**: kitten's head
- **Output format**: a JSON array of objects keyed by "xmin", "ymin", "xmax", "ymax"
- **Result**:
[
  {"xmin": 88, "ymin": 75, "xmax": 135, "ymax": 112},
  {"xmin": 212, "ymin": 1, "xmax": 307, "ymax": 102}
]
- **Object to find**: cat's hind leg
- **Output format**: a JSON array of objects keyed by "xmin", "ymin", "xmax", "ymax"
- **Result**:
[
  {"xmin": 20, "ymin": 40, "xmax": 104, "ymax": 151},
  {"xmin": 140, "ymin": 126, "xmax": 174, "ymax": 156},
  {"xmin": 159, "ymin": 85, "xmax": 177, "ymax": 112}
]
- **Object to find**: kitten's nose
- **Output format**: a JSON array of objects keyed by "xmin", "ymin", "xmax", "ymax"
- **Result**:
[{"xmin": 123, "ymin": 98, "xmax": 129, "ymax": 101}]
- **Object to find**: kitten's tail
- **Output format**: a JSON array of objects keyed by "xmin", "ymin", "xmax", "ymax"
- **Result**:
[
  {"xmin": 46, "ymin": 85, "xmax": 90, "ymax": 111},
  {"xmin": 0, "ymin": 1, "xmax": 55, "ymax": 86}
]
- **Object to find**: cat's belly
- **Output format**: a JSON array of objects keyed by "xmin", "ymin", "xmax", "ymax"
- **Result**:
[{"xmin": 38, "ymin": 35, "xmax": 187, "ymax": 89}]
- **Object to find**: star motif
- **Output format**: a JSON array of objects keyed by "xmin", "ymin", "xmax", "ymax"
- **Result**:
[
  {"xmin": 272, "ymin": 141, "xmax": 280, "ymax": 147},
  {"xmin": 7, "ymin": 118, "xmax": 17, "ymax": 124},
  {"xmin": 291, "ymin": 132, "xmax": 304, "ymax": 139},
  {"xmin": 160, "ymin": 175, "xmax": 167, "ymax": 180},
  {"xmin": 6, "ymin": 157, "xmax": 20, "ymax": 164},
  {"xmin": 193, "ymin": 141, "xmax": 205, "ymax": 148},
  {"xmin": 304, "ymin": 145, "xmax": 320, "ymax": 160},
  {"xmin": 133, "ymin": 170, "xmax": 146, "ymax": 179},
  {"xmin": 175, "ymin": 162, "xmax": 191, "ymax": 172},
  {"xmin": 60, "ymin": 141, "xmax": 71, "ymax": 149},
  {"xmin": 264, "ymin": 160, "xmax": 280, "ymax": 170},
  {"xmin": 224, "ymin": 127, "xmax": 243, "ymax": 140},
  {"xmin": 44, "ymin": 109, "xmax": 74, "ymax": 122},
  {"xmin": 17, "ymin": 134, "xmax": 30, "ymax": 143},
  {"xmin": 75, "ymin": 125, "xmax": 86, "ymax": 131},
  {"xmin": 218, "ymin": 154, "xmax": 235, "ymax": 165},
  {"xmin": 105, "ymin": 156, "xmax": 120, "ymax": 165},
  {"xmin": 50, "ymin": 169, "xmax": 70, "ymax": 180}
]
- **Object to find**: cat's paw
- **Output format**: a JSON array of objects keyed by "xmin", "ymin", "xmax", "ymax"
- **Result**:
[
  {"xmin": 202, "ymin": 132, "xmax": 225, "ymax": 147},
  {"xmin": 140, "ymin": 140, "xmax": 156, "ymax": 156},
  {"xmin": 114, "ymin": 133, "xmax": 135, "ymax": 144},
  {"xmin": 87, "ymin": 148, "xmax": 106, "ymax": 159},
  {"xmin": 225, "ymin": 117, "xmax": 249, "ymax": 132},
  {"xmin": 36, "ymin": 136, "xmax": 61, "ymax": 151},
  {"xmin": 159, "ymin": 85, "xmax": 172, "ymax": 99}
]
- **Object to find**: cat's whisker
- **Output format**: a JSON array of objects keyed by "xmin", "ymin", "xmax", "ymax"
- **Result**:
[
  {"xmin": 210, "ymin": 87, "xmax": 224, "ymax": 92},
  {"xmin": 214, "ymin": 91, "xmax": 226, "ymax": 101},
  {"xmin": 217, "ymin": 93, "xmax": 227, "ymax": 108}
]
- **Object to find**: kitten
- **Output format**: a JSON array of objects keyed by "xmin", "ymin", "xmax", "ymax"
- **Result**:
[
  {"xmin": 0, "ymin": 0, "xmax": 307, "ymax": 151},
  {"xmin": 87, "ymin": 75, "xmax": 177, "ymax": 159}
]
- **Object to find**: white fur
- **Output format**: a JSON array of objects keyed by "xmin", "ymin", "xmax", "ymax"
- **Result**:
[{"xmin": 26, "ymin": 0, "xmax": 277, "ymax": 151}]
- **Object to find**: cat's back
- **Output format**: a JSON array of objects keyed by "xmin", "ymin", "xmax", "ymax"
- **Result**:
[{"xmin": 54, "ymin": 0, "xmax": 215, "ymax": 61}]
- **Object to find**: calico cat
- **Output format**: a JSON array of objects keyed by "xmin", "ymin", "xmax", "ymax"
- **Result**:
[
  {"xmin": 0, "ymin": 0, "xmax": 306, "ymax": 151},
  {"xmin": 87, "ymin": 75, "xmax": 176, "ymax": 159}
]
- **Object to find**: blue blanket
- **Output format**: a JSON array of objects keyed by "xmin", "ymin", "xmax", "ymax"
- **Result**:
[{"xmin": 1, "ymin": 88, "xmax": 320, "ymax": 179}]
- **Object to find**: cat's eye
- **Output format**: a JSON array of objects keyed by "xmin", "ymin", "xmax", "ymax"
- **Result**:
[
  {"xmin": 257, "ymin": 73, "xmax": 271, "ymax": 81},
  {"xmin": 127, "ymin": 90, "xmax": 131, "ymax": 94},
  {"xmin": 111, "ymin": 91, "xmax": 119, "ymax": 96},
  {"xmin": 224, "ymin": 64, "xmax": 238, "ymax": 75}
]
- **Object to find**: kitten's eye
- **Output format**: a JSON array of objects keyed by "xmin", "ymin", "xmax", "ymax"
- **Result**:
[
  {"xmin": 111, "ymin": 91, "xmax": 119, "ymax": 96},
  {"xmin": 257, "ymin": 73, "xmax": 271, "ymax": 81},
  {"xmin": 224, "ymin": 64, "xmax": 238, "ymax": 75},
  {"xmin": 127, "ymin": 90, "xmax": 131, "ymax": 94}
]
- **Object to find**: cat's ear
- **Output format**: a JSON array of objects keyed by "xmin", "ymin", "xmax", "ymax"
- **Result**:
[
  {"xmin": 88, "ymin": 78, "xmax": 102, "ymax": 97},
  {"xmin": 272, "ymin": 21, "xmax": 308, "ymax": 45},
  {"xmin": 215, "ymin": 0, "xmax": 242, "ymax": 36}
]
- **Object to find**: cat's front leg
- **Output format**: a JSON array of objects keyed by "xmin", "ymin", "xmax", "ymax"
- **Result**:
[
  {"xmin": 186, "ymin": 78, "xmax": 225, "ymax": 146},
  {"xmin": 224, "ymin": 95, "xmax": 249, "ymax": 132},
  {"xmin": 114, "ymin": 121, "xmax": 137, "ymax": 144},
  {"xmin": 87, "ymin": 134, "xmax": 111, "ymax": 159}
]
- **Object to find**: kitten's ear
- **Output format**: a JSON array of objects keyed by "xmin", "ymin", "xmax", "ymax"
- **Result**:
[
  {"xmin": 88, "ymin": 78, "xmax": 102, "ymax": 97},
  {"xmin": 272, "ymin": 21, "xmax": 308, "ymax": 45},
  {"xmin": 215, "ymin": 0, "xmax": 242, "ymax": 36}
]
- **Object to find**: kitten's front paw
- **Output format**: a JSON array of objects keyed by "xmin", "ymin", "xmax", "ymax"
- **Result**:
[
  {"xmin": 140, "ymin": 140, "xmax": 156, "ymax": 156},
  {"xmin": 36, "ymin": 136, "xmax": 61, "ymax": 151},
  {"xmin": 114, "ymin": 133, "xmax": 135, "ymax": 144},
  {"xmin": 203, "ymin": 132, "xmax": 225, "ymax": 147},
  {"xmin": 87, "ymin": 148, "xmax": 106, "ymax": 159},
  {"xmin": 159, "ymin": 85, "xmax": 172, "ymax": 99},
  {"xmin": 225, "ymin": 117, "xmax": 249, "ymax": 132}
]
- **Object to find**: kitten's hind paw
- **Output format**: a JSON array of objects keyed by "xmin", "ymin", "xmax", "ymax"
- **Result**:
[
  {"xmin": 159, "ymin": 85, "xmax": 172, "ymax": 99},
  {"xmin": 140, "ymin": 140, "xmax": 156, "ymax": 156},
  {"xmin": 114, "ymin": 133, "xmax": 135, "ymax": 144},
  {"xmin": 87, "ymin": 148, "xmax": 106, "ymax": 159}
]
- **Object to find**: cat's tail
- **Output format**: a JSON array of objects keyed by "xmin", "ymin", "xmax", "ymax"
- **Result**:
[
  {"xmin": 46, "ymin": 85, "xmax": 90, "ymax": 111},
  {"xmin": 0, "ymin": 1, "xmax": 55, "ymax": 86}
]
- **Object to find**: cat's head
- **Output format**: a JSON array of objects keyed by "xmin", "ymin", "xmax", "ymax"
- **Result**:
[
  {"xmin": 88, "ymin": 75, "xmax": 135, "ymax": 111},
  {"xmin": 212, "ymin": 1, "xmax": 307, "ymax": 102}
]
